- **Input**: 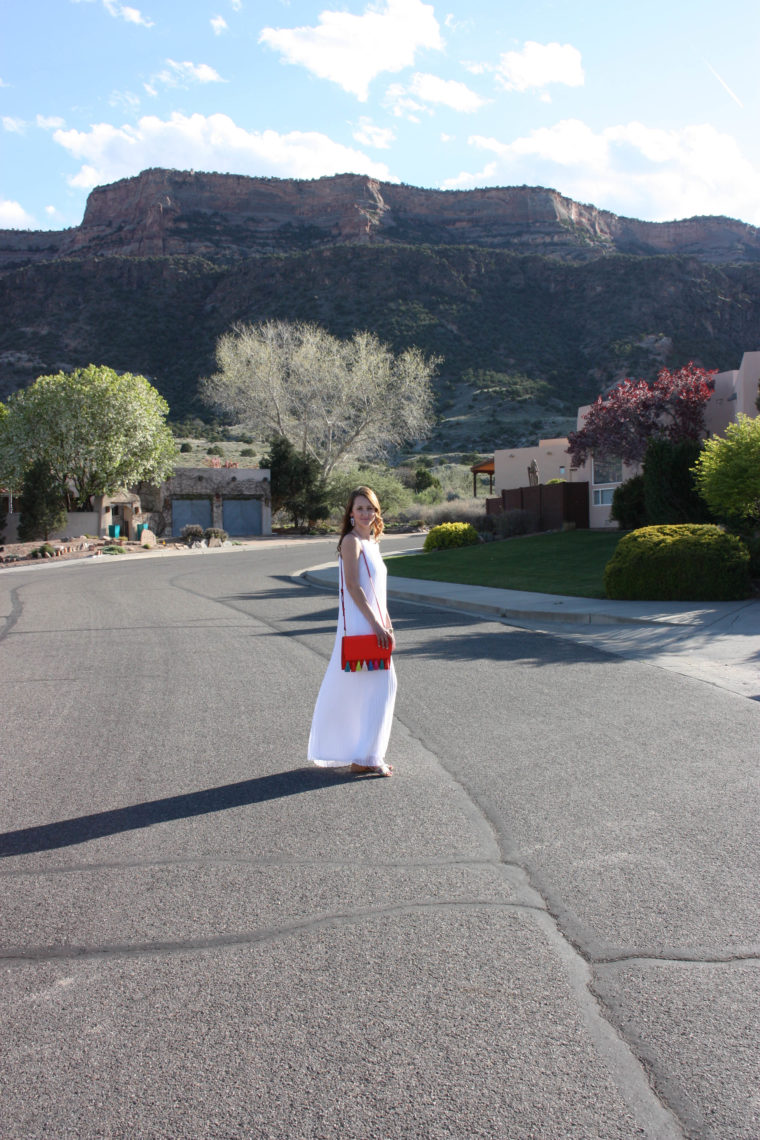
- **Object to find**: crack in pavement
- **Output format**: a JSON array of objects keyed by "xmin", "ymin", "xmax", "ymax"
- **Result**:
[
  {"xmin": 0, "ymin": 898, "xmax": 545, "ymax": 965},
  {"xmin": 0, "ymin": 560, "xmax": 697, "ymax": 1139}
]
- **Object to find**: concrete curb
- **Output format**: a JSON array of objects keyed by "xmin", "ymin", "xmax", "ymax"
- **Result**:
[{"xmin": 298, "ymin": 563, "xmax": 715, "ymax": 629}]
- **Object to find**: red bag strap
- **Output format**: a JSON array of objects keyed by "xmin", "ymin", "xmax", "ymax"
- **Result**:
[{"xmin": 339, "ymin": 544, "xmax": 383, "ymax": 635}]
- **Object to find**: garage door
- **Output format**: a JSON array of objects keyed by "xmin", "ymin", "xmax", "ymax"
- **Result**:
[
  {"xmin": 222, "ymin": 498, "xmax": 262, "ymax": 536},
  {"xmin": 172, "ymin": 499, "xmax": 212, "ymax": 534}
]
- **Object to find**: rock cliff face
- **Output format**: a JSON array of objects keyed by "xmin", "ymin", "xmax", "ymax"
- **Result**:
[{"xmin": 2, "ymin": 169, "xmax": 759, "ymax": 266}]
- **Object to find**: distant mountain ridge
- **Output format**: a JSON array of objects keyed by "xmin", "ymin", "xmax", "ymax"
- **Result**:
[
  {"xmin": 2, "ymin": 169, "xmax": 760, "ymax": 266},
  {"xmin": 1, "ymin": 170, "xmax": 759, "ymax": 452}
]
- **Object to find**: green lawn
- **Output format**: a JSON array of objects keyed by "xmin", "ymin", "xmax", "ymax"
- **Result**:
[{"xmin": 385, "ymin": 529, "xmax": 625, "ymax": 598}]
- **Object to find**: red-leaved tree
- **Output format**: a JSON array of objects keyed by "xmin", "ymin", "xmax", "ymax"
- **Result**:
[{"xmin": 566, "ymin": 363, "xmax": 715, "ymax": 467}]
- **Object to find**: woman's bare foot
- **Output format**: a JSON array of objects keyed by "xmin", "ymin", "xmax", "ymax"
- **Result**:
[{"xmin": 350, "ymin": 762, "xmax": 393, "ymax": 777}]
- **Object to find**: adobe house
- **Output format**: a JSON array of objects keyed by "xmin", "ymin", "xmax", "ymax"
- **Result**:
[
  {"xmin": 137, "ymin": 466, "xmax": 272, "ymax": 537},
  {"xmin": 492, "ymin": 351, "xmax": 760, "ymax": 529},
  {"xmin": 2, "ymin": 489, "xmax": 144, "ymax": 543}
]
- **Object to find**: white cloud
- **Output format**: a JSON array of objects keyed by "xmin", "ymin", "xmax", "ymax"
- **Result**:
[
  {"xmin": 211, "ymin": 15, "xmax": 228, "ymax": 35},
  {"xmin": 103, "ymin": 0, "xmax": 153, "ymax": 26},
  {"xmin": 494, "ymin": 41, "xmax": 584, "ymax": 93},
  {"xmin": 146, "ymin": 59, "xmax": 225, "ymax": 94},
  {"xmin": 109, "ymin": 89, "xmax": 141, "ymax": 110},
  {"xmin": 444, "ymin": 118, "xmax": 760, "ymax": 225},
  {"xmin": 3, "ymin": 116, "xmax": 26, "ymax": 133},
  {"xmin": 352, "ymin": 117, "xmax": 395, "ymax": 149},
  {"xmin": 230, "ymin": 0, "xmax": 242, "ymax": 9},
  {"xmin": 0, "ymin": 199, "xmax": 36, "ymax": 228},
  {"xmin": 408, "ymin": 72, "xmax": 487, "ymax": 112},
  {"xmin": 37, "ymin": 115, "xmax": 66, "ymax": 129},
  {"xmin": 384, "ymin": 84, "xmax": 430, "ymax": 122},
  {"xmin": 259, "ymin": 0, "xmax": 443, "ymax": 102},
  {"xmin": 53, "ymin": 111, "xmax": 395, "ymax": 187}
]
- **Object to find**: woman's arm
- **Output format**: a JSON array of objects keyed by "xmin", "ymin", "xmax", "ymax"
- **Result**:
[{"xmin": 341, "ymin": 534, "xmax": 393, "ymax": 649}]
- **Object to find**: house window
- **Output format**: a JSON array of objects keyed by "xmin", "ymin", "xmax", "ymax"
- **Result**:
[
  {"xmin": 593, "ymin": 488, "xmax": 616, "ymax": 506},
  {"xmin": 592, "ymin": 456, "xmax": 622, "ymax": 485}
]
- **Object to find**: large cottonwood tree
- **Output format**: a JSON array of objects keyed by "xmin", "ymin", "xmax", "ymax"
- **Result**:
[
  {"xmin": 0, "ymin": 365, "xmax": 177, "ymax": 509},
  {"xmin": 202, "ymin": 320, "xmax": 438, "ymax": 477}
]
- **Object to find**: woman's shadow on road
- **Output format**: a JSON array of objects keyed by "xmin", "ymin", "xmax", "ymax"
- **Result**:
[{"xmin": 0, "ymin": 768, "xmax": 355, "ymax": 857}]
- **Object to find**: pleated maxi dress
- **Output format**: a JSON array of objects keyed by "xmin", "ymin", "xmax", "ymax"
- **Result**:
[{"xmin": 308, "ymin": 538, "xmax": 397, "ymax": 768}]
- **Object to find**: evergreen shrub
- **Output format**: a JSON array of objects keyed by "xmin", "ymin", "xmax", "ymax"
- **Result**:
[
  {"xmin": 611, "ymin": 475, "xmax": 647, "ymax": 530},
  {"xmin": 643, "ymin": 438, "xmax": 712, "ymax": 524},
  {"xmin": 423, "ymin": 522, "xmax": 480, "ymax": 551},
  {"xmin": 604, "ymin": 524, "xmax": 751, "ymax": 601}
]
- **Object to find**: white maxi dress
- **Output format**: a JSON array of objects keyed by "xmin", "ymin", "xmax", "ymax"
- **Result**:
[{"xmin": 308, "ymin": 538, "xmax": 397, "ymax": 768}]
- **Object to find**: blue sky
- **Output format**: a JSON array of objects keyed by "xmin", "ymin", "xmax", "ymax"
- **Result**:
[{"xmin": 2, "ymin": 0, "xmax": 759, "ymax": 231}]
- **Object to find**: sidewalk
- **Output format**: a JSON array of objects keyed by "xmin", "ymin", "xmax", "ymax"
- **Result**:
[{"xmin": 302, "ymin": 561, "xmax": 760, "ymax": 701}]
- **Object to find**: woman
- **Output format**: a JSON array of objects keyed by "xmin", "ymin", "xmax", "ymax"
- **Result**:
[{"xmin": 308, "ymin": 486, "xmax": 397, "ymax": 776}]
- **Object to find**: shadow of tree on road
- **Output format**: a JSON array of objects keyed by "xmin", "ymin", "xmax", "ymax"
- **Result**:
[{"xmin": 0, "ymin": 768, "xmax": 356, "ymax": 858}]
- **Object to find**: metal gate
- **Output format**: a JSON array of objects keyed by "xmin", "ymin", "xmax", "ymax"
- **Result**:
[
  {"xmin": 171, "ymin": 499, "xmax": 212, "ymax": 535},
  {"xmin": 222, "ymin": 498, "xmax": 263, "ymax": 536}
]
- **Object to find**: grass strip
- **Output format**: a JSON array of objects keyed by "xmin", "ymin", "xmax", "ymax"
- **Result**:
[{"xmin": 385, "ymin": 529, "xmax": 624, "ymax": 598}]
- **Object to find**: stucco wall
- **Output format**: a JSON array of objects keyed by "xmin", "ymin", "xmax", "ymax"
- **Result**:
[{"xmin": 3, "ymin": 511, "xmax": 100, "ymax": 544}]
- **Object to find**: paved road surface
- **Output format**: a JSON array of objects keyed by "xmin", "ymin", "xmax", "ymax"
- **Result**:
[{"xmin": 1, "ymin": 538, "xmax": 758, "ymax": 1139}]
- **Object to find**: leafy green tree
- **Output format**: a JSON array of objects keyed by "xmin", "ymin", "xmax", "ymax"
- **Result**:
[
  {"xmin": 202, "ymin": 320, "xmax": 438, "ymax": 477},
  {"xmin": 17, "ymin": 459, "xmax": 68, "ymax": 541},
  {"xmin": 693, "ymin": 414, "xmax": 760, "ymax": 524},
  {"xmin": 327, "ymin": 465, "xmax": 411, "ymax": 518},
  {"xmin": 262, "ymin": 434, "xmax": 330, "ymax": 529},
  {"xmin": 0, "ymin": 365, "xmax": 177, "ymax": 510}
]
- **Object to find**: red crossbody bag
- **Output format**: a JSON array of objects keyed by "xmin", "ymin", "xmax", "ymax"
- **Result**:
[{"xmin": 339, "ymin": 549, "xmax": 393, "ymax": 674}]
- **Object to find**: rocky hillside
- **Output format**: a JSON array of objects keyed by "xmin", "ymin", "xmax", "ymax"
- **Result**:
[
  {"xmin": 3, "ymin": 169, "xmax": 760, "ymax": 267},
  {"xmin": 1, "ymin": 170, "xmax": 759, "ymax": 451}
]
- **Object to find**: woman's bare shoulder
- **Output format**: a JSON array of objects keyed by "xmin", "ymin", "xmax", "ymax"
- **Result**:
[{"xmin": 339, "ymin": 532, "xmax": 361, "ymax": 558}]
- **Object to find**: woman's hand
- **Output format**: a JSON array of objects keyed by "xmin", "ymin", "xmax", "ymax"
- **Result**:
[{"xmin": 373, "ymin": 619, "xmax": 393, "ymax": 650}]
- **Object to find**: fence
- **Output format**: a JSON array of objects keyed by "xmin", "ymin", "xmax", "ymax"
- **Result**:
[{"xmin": 486, "ymin": 482, "xmax": 589, "ymax": 530}]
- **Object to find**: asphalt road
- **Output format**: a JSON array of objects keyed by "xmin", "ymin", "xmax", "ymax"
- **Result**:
[{"xmin": 1, "ymin": 537, "xmax": 758, "ymax": 1139}]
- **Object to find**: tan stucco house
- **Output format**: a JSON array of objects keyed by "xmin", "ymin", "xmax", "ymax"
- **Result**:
[{"xmin": 493, "ymin": 351, "xmax": 760, "ymax": 529}]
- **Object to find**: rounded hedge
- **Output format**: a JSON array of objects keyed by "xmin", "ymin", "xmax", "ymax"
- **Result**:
[
  {"xmin": 604, "ymin": 524, "xmax": 751, "ymax": 601},
  {"xmin": 423, "ymin": 521, "xmax": 480, "ymax": 551}
]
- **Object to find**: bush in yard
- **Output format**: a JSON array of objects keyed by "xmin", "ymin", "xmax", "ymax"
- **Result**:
[
  {"xmin": 643, "ymin": 437, "xmax": 712, "ymax": 525},
  {"xmin": 604, "ymin": 524, "xmax": 751, "ymax": 601},
  {"xmin": 204, "ymin": 527, "xmax": 228, "ymax": 543},
  {"xmin": 423, "ymin": 522, "xmax": 480, "ymax": 551},
  {"xmin": 182, "ymin": 524, "xmax": 204, "ymax": 545},
  {"xmin": 494, "ymin": 509, "xmax": 535, "ymax": 539},
  {"xmin": 611, "ymin": 475, "xmax": 647, "ymax": 530},
  {"xmin": 180, "ymin": 442, "xmax": 192, "ymax": 453}
]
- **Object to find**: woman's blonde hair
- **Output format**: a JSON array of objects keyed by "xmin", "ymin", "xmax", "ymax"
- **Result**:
[{"xmin": 338, "ymin": 486, "xmax": 385, "ymax": 551}]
